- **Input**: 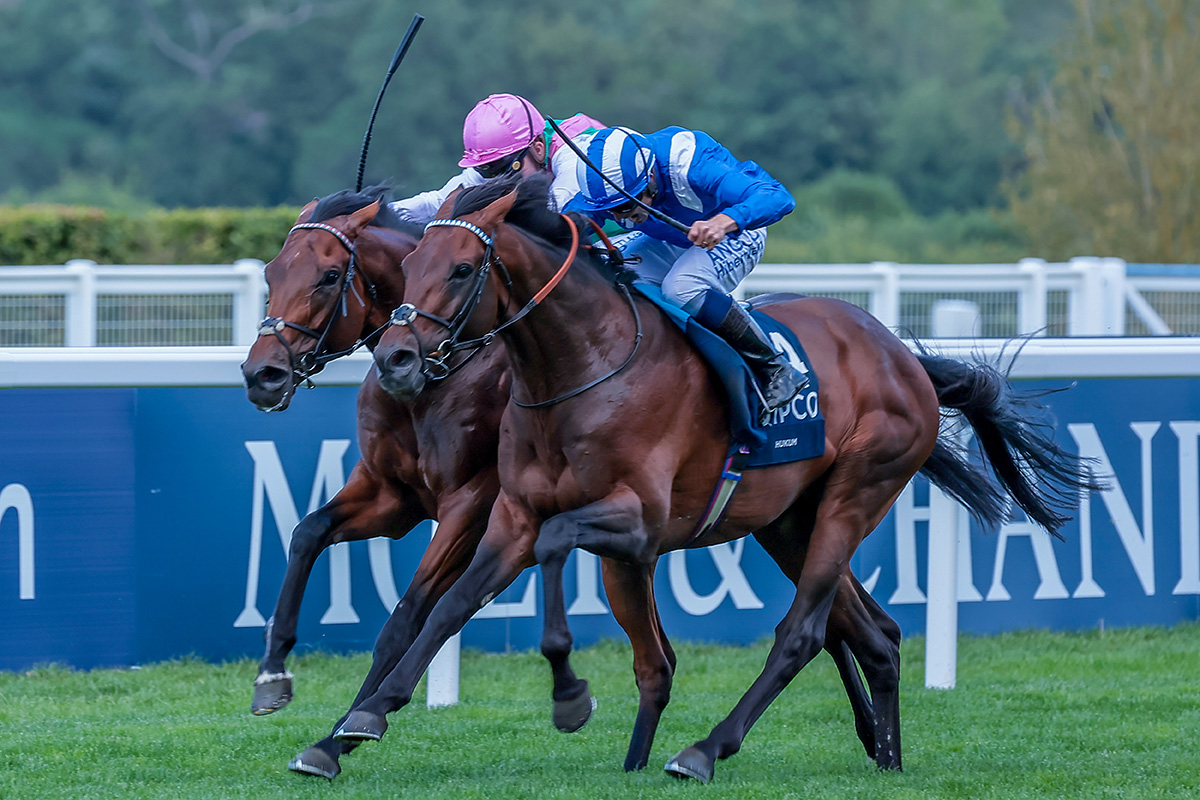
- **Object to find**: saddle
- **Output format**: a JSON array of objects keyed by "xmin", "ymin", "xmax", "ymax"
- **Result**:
[{"xmin": 632, "ymin": 282, "xmax": 825, "ymax": 469}]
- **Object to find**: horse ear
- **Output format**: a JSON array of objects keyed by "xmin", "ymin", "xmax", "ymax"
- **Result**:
[
  {"xmin": 296, "ymin": 199, "xmax": 319, "ymax": 223},
  {"xmin": 344, "ymin": 200, "xmax": 381, "ymax": 235},
  {"xmin": 476, "ymin": 189, "xmax": 519, "ymax": 229}
]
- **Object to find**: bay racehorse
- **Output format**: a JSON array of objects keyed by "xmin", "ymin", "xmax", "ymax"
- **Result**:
[
  {"xmin": 240, "ymin": 188, "xmax": 513, "ymax": 779},
  {"xmin": 243, "ymin": 186, "xmax": 910, "ymax": 776},
  {"xmin": 338, "ymin": 174, "xmax": 1100, "ymax": 783}
]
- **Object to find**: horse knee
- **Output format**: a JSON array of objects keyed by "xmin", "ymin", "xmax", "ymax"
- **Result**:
[
  {"xmin": 288, "ymin": 512, "xmax": 333, "ymax": 561},
  {"xmin": 533, "ymin": 518, "xmax": 574, "ymax": 565}
]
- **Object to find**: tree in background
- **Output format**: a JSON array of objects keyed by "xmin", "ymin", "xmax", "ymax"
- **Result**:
[
  {"xmin": 1008, "ymin": 0, "xmax": 1200, "ymax": 261},
  {"xmin": 0, "ymin": 0, "xmax": 1070, "ymax": 230}
]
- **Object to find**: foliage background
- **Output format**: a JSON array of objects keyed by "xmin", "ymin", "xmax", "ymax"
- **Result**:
[{"xmin": 1, "ymin": 0, "xmax": 1194, "ymax": 262}]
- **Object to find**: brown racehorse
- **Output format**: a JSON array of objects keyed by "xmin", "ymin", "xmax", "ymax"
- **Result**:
[
  {"xmin": 243, "ymin": 187, "xmax": 909, "ymax": 777},
  {"xmin": 241, "ymin": 188, "xmax": 506, "ymax": 779},
  {"xmin": 339, "ymin": 174, "xmax": 1100, "ymax": 784}
]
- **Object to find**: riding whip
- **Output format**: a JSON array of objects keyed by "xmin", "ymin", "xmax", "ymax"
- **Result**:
[
  {"xmin": 544, "ymin": 116, "xmax": 690, "ymax": 234},
  {"xmin": 355, "ymin": 13, "xmax": 425, "ymax": 191}
]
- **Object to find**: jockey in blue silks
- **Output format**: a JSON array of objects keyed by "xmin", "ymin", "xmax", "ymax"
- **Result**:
[{"xmin": 564, "ymin": 125, "xmax": 806, "ymax": 411}]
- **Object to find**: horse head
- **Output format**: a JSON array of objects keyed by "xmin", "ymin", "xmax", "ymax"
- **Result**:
[
  {"xmin": 242, "ymin": 187, "xmax": 421, "ymax": 412},
  {"xmin": 374, "ymin": 178, "xmax": 524, "ymax": 399}
]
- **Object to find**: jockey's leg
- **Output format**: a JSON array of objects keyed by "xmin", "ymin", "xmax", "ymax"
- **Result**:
[{"xmin": 661, "ymin": 230, "xmax": 805, "ymax": 410}]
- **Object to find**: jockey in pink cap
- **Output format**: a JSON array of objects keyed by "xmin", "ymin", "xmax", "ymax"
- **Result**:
[{"xmin": 390, "ymin": 93, "xmax": 605, "ymax": 224}]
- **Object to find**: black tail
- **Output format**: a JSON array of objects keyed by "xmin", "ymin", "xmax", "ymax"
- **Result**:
[{"xmin": 915, "ymin": 349, "xmax": 1106, "ymax": 539}]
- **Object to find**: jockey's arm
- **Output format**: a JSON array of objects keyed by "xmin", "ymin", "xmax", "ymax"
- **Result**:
[{"xmin": 389, "ymin": 168, "xmax": 486, "ymax": 225}]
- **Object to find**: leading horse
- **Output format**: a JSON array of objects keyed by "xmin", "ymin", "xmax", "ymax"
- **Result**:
[
  {"xmin": 337, "ymin": 174, "xmax": 1100, "ymax": 783},
  {"xmin": 243, "ymin": 186, "xmax": 909, "ymax": 777}
]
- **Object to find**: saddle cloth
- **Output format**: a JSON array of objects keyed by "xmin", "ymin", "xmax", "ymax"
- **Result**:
[{"xmin": 632, "ymin": 282, "xmax": 825, "ymax": 468}]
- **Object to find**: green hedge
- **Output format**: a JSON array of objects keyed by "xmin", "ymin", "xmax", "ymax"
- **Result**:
[
  {"xmin": 0, "ymin": 184, "xmax": 1029, "ymax": 267},
  {"xmin": 0, "ymin": 204, "xmax": 302, "ymax": 265}
]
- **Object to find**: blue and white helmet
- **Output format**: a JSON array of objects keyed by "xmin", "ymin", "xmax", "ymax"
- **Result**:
[{"xmin": 573, "ymin": 127, "xmax": 657, "ymax": 212}]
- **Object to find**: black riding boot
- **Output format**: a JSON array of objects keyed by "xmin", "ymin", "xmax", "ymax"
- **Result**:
[{"xmin": 707, "ymin": 300, "xmax": 808, "ymax": 411}]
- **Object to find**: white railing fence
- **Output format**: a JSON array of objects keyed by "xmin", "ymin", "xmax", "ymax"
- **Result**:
[{"xmin": 2, "ymin": 257, "xmax": 1199, "ymax": 347}]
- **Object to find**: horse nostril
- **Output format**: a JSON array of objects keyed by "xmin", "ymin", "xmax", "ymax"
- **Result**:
[
  {"xmin": 387, "ymin": 349, "xmax": 416, "ymax": 371},
  {"xmin": 255, "ymin": 366, "xmax": 289, "ymax": 390}
]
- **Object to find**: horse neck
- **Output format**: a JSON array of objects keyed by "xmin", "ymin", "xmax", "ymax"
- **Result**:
[
  {"xmin": 496, "ymin": 232, "xmax": 633, "ymax": 402},
  {"xmin": 357, "ymin": 230, "xmax": 416, "ymax": 350}
]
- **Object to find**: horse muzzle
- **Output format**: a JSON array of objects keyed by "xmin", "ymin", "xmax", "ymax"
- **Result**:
[
  {"xmin": 374, "ymin": 344, "xmax": 426, "ymax": 398},
  {"xmin": 242, "ymin": 360, "xmax": 295, "ymax": 412}
]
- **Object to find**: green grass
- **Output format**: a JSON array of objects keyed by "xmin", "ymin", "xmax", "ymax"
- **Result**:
[{"xmin": 3, "ymin": 626, "xmax": 1200, "ymax": 799}]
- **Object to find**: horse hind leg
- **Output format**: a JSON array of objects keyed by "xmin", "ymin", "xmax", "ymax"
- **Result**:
[
  {"xmin": 666, "ymin": 474, "xmax": 905, "ymax": 783},
  {"xmin": 756, "ymin": 524, "xmax": 900, "ymax": 769},
  {"xmin": 834, "ymin": 571, "xmax": 903, "ymax": 770}
]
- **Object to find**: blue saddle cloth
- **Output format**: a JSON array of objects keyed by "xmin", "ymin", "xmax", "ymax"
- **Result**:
[{"xmin": 633, "ymin": 283, "xmax": 825, "ymax": 468}]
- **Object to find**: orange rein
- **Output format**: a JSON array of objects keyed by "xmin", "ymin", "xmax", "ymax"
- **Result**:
[{"xmin": 530, "ymin": 213, "xmax": 581, "ymax": 305}]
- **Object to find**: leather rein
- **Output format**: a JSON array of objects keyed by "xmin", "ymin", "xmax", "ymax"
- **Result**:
[
  {"xmin": 256, "ymin": 221, "xmax": 389, "ymax": 387},
  {"xmin": 388, "ymin": 214, "xmax": 642, "ymax": 408}
]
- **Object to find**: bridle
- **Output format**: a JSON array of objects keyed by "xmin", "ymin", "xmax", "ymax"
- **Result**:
[
  {"xmin": 256, "ymin": 221, "xmax": 388, "ymax": 387},
  {"xmin": 389, "ymin": 214, "xmax": 642, "ymax": 407}
]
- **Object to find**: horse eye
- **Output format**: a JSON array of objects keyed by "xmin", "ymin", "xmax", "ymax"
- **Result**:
[
  {"xmin": 320, "ymin": 270, "xmax": 340, "ymax": 287},
  {"xmin": 452, "ymin": 263, "xmax": 474, "ymax": 280}
]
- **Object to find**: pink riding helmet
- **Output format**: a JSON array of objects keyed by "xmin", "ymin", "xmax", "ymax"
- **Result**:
[{"xmin": 459, "ymin": 94, "xmax": 543, "ymax": 168}]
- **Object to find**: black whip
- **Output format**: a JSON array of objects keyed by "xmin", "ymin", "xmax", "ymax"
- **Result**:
[
  {"xmin": 544, "ymin": 116, "xmax": 690, "ymax": 234},
  {"xmin": 355, "ymin": 13, "xmax": 425, "ymax": 192}
]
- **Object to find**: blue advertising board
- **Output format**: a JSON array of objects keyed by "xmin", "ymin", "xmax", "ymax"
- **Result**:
[{"xmin": 3, "ymin": 366, "xmax": 1200, "ymax": 671}]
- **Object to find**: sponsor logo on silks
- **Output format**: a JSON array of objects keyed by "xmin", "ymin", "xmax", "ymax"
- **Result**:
[
  {"xmin": 761, "ymin": 329, "xmax": 818, "ymax": 429},
  {"xmin": 763, "ymin": 389, "xmax": 820, "ymax": 428}
]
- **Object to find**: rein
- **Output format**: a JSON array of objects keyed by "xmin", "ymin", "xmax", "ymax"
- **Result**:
[
  {"xmin": 390, "ymin": 214, "xmax": 642, "ymax": 406},
  {"xmin": 257, "ymin": 221, "xmax": 388, "ymax": 385}
]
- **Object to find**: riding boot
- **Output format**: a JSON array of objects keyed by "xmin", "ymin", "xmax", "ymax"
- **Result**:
[{"xmin": 701, "ymin": 295, "xmax": 808, "ymax": 411}]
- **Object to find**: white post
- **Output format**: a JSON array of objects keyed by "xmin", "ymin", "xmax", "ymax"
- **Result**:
[
  {"xmin": 1100, "ymin": 258, "xmax": 1128, "ymax": 336},
  {"xmin": 1016, "ymin": 258, "xmax": 1048, "ymax": 336},
  {"xmin": 1068, "ymin": 257, "xmax": 1105, "ymax": 335},
  {"xmin": 425, "ymin": 521, "xmax": 462, "ymax": 708},
  {"xmin": 870, "ymin": 262, "xmax": 901, "ymax": 329},
  {"xmin": 931, "ymin": 299, "xmax": 981, "ymax": 339},
  {"xmin": 925, "ymin": 484, "xmax": 966, "ymax": 689},
  {"xmin": 233, "ymin": 259, "xmax": 267, "ymax": 346},
  {"xmin": 64, "ymin": 259, "xmax": 98, "ymax": 346}
]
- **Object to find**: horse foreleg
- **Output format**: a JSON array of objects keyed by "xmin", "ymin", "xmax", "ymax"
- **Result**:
[
  {"xmin": 253, "ymin": 462, "xmax": 422, "ymax": 716},
  {"xmin": 533, "ymin": 488, "xmax": 656, "ymax": 741},
  {"xmin": 601, "ymin": 558, "xmax": 673, "ymax": 772},
  {"xmin": 288, "ymin": 496, "xmax": 486, "ymax": 780},
  {"xmin": 331, "ymin": 493, "xmax": 537, "ymax": 743}
]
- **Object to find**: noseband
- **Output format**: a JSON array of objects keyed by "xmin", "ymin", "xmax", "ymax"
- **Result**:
[
  {"xmin": 387, "ymin": 218, "xmax": 510, "ymax": 380},
  {"xmin": 256, "ymin": 221, "xmax": 384, "ymax": 386}
]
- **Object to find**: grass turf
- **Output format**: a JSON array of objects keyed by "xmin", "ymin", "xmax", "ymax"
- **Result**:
[{"xmin": 2, "ymin": 625, "xmax": 1199, "ymax": 799}]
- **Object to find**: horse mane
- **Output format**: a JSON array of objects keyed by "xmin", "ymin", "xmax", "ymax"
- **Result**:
[
  {"xmin": 311, "ymin": 185, "xmax": 424, "ymax": 239},
  {"xmin": 452, "ymin": 174, "xmax": 611, "ymax": 274}
]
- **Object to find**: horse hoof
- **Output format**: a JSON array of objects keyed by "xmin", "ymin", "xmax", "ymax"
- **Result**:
[
  {"xmin": 664, "ymin": 746, "xmax": 714, "ymax": 783},
  {"xmin": 333, "ymin": 710, "xmax": 388, "ymax": 742},
  {"xmin": 288, "ymin": 746, "xmax": 341, "ymax": 779},
  {"xmin": 552, "ymin": 683, "xmax": 596, "ymax": 733},
  {"xmin": 250, "ymin": 673, "xmax": 294, "ymax": 715}
]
